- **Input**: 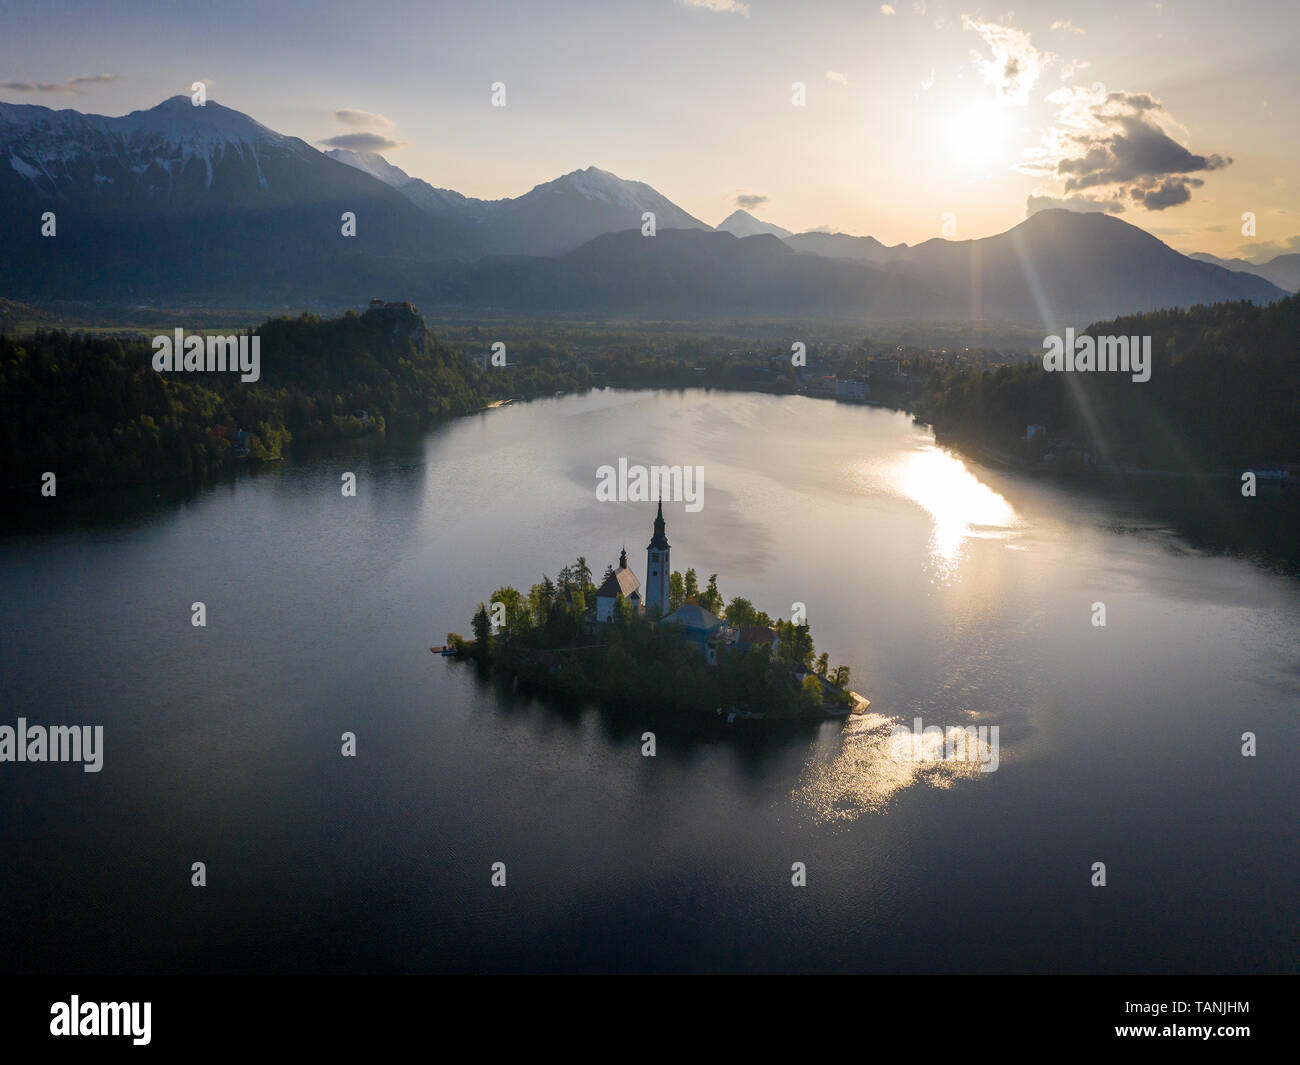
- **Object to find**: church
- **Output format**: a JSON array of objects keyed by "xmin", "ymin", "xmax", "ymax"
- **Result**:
[
  {"xmin": 592, "ymin": 501, "xmax": 736, "ymax": 665},
  {"xmin": 595, "ymin": 500, "xmax": 671, "ymax": 620}
]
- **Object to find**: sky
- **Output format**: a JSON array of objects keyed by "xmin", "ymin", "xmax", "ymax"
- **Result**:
[{"xmin": 2, "ymin": 0, "xmax": 1297, "ymax": 258}]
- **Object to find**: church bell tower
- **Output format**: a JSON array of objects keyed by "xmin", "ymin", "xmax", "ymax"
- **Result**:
[{"xmin": 646, "ymin": 500, "xmax": 670, "ymax": 617}]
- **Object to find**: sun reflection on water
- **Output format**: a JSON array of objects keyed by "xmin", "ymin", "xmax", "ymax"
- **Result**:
[
  {"xmin": 886, "ymin": 447, "xmax": 1019, "ymax": 582},
  {"xmin": 793, "ymin": 712, "xmax": 989, "ymax": 823}
]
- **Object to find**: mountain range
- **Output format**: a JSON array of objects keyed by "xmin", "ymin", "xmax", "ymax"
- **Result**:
[
  {"xmin": 0, "ymin": 95, "xmax": 1289, "ymax": 321},
  {"xmin": 325, "ymin": 148, "xmax": 710, "ymax": 256},
  {"xmin": 1186, "ymin": 252, "xmax": 1300, "ymax": 294}
]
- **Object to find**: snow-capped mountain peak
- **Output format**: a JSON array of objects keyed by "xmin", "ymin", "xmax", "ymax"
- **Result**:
[
  {"xmin": 716, "ymin": 209, "xmax": 792, "ymax": 239},
  {"xmin": 1, "ymin": 95, "xmax": 315, "ymax": 199},
  {"xmin": 323, "ymin": 148, "xmax": 413, "ymax": 189}
]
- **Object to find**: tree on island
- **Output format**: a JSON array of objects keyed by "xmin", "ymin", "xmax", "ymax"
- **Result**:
[
  {"xmin": 700, "ymin": 574, "xmax": 723, "ymax": 615},
  {"xmin": 668, "ymin": 572, "xmax": 685, "ymax": 613},
  {"xmin": 528, "ymin": 576, "xmax": 557, "ymax": 628},
  {"xmin": 556, "ymin": 557, "xmax": 597, "ymax": 613},
  {"xmin": 472, "ymin": 602, "xmax": 492, "ymax": 657},
  {"xmin": 832, "ymin": 664, "xmax": 852, "ymax": 689},
  {"xmin": 799, "ymin": 675, "xmax": 824, "ymax": 716},
  {"xmin": 601, "ymin": 563, "xmax": 616, "ymax": 584},
  {"xmin": 683, "ymin": 568, "xmax": 699, "ymax": 603},
  {"xmin": 815, "ymin": 653, "xmax": 829, "ymax": 678},
  {"xmin": 776, "ymin": 620, "xmax": 815, "ymax": 669},
  {"xmin": 724, "ymin": 596, "xmax": 776, "ymax": 630},
  {"xmin": 490, "ymin": 585, "xmax": 529, "ymax": 641}
]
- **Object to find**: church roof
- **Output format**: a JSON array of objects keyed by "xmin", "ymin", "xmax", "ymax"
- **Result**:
[
  {"xmin": 660, "ymin": 603, "xmax": 722, "ymax": 633},
  {"xmin": 597, "ymin": 567, "xmax": 641, "ymax": 600},
  {"xmin": 737, "ymin": 625, "xmax": 777, "ymax": 646}
]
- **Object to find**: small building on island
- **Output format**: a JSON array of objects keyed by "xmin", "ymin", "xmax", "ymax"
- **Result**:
[
  {"xmin": 659, "ymin": 602, "xmax": 727, "ymax": 665},
  {"xmin": 594, "ymin": 548, "xmax": 641, "ymax": 622},
  {"xmin": 734, "ymin": 625, "xmax": 778, "ymax": 654}
]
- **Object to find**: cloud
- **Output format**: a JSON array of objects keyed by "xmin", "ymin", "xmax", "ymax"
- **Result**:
[
  {"xmin": 1238, "ymin": 234, "xmax": 1300, "ymax": 261},
  {"xmin": 1131, "ymin": 178, "xmax": 1194, "ymax": 210},
  {"xmin": 1050, "ymin": 19, "xmax": 1085, "ymax": 34},
  {"xmin": 334, "ymin": 109, "xmax": 395, "ymax": 131},
  {"xmin": 921, "ymin": 69, "xmax": 935, "ymax": 90},
  {"xmin": 1026, "ymin": 192, "xmax": 1125, "ymax": 216},
  {"xmin": 880, "ymin": 4, "xmax": 896, "ymax": 15},
  {"xmin": 0, "ymin": 73, "xmax": 118, "ymax": 95},
  {"xmin": 961, "ymin": 16, "xmax": 1051, "ymax": 105},
  {"xmin": 319, "ymin": 132, "xmax": 407, "ymax": 153},
  {"xmin": 736, "ymin": 194, "xmax": 769, "ymax": 209},
  {"xmin": 678, "ymin": 0, "xmax": 750, "ymax": 15},
  {"xmin": 1019, "ymin": 85, "xmax": 1230, "ymax": 211},
  {"xmin": 825, "ymin": 70, "xmax": 848, "ymax": 86},
  {"xmin": 1060, "ymin": 59, "xmax": 1090, "ymax": 80}
]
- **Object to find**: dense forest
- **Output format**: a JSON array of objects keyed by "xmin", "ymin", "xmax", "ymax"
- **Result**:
[
  {"xmin": 456, "ymin": 557, "xmax": 853, "ymax": 721},
  {"xmin": 1, "ymin": 303, "xmax": 577, "ymax": 493},
  {"xmin": 5, "ymin": 294, "xmax": 1295, "ymax": 497},
  {"xmin": 915, "ymin": 295, "xmax": 1300, "ymax": 472}
]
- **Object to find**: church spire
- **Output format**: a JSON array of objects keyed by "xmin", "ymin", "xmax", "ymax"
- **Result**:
[
  {"xmin": 645, "ymin": 500, "xmax": 671, "ymax": 617},
  {"xmin": 619, "ymin": 546, "xmax": 628, "ymax": 569},
  {"xmin": 648, "ymin": 499, "xmax": 669, "ymax": 550}
]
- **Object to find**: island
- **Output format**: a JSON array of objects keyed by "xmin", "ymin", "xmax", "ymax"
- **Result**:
[{"xmin": 444, "ymin": 501, "xmax": 867, "ymax": 723}]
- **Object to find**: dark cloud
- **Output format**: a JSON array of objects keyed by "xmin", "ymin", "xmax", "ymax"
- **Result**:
[
  {"xmin": 1130, "ymin": 178, "xmax": 1194, "ymax": 210},
  {"xmin": 1, "ymin": 73, "xmax": 118, "ymax": 95},
  {"xmin": 736, "ymin": 194, "xmax": 769, "ymax": 209},
  {"xmin": 319, "ymin": 133, "xmax": 407, "ymax": 153},
  {"xmin": 1023, "ymin": 88, "xmax": 1230, "ymax": 212},
  {"xmin": 1059, "ymin": 105, "xmax": 1228, "ymax": 191}
]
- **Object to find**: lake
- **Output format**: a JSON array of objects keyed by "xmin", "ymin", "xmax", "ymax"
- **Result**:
[{"xmin": 2, "ymin": 388, "xmax": 1296, "ymax": 973}]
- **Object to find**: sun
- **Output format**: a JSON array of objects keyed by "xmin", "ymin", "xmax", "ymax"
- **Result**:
[{"xmin": 943, "ymin": 99, "xmax": 1015, "ymax": 175}]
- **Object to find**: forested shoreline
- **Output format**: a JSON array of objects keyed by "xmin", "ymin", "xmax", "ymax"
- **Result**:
[{"xmin": 4, "ymin": 295, "xmax": 1296, "ymax": 500}]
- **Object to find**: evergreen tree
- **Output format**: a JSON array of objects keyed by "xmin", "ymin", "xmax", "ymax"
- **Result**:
[
  {"xmin": 668, "ymin": 571, "xmax": 685, "ymax": 613},
  {"xmin": 471, "ymin": 602, "xmax": 492, "ymax": 657},
  {"xmin": 684, "ymin": 568, "xmax": 699, "ymax": 602},
  {"xmin": 702, "ymin": 574, "xmax": 722, "ymax": 614}
]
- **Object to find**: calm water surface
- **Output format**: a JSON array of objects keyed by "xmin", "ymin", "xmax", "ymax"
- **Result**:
[{"xmin": 2, "ymin": 389, "xmax": 1296, "ymax": 972}]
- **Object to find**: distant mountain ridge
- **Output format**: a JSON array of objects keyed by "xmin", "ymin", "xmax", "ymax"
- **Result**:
[
  {"xmin": 716, "ymin": 209, "xmax": 792, "ymax": 239},
  {"xmin": 1187, "ymin": 252, "xmax": 1300, "ymax": 293},
  {"xmin": 443, "ymin": 211, "xmax": 1284, "ymax": 324},
  {"xmin": 0, "ymin": 96, "xmax": 1287, "ymax": 319},
  {"xmin": 327, "ymin": 149, "xmax": 709, "ymax": 255}
]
